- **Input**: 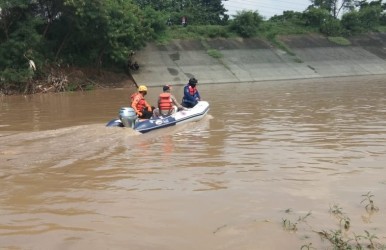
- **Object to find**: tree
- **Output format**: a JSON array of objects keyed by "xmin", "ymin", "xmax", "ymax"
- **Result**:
[
  {"xmin": 341, "ymin": 1, "xmax": 384, "ymax": 33},
  {"xmin": 269, "ymin": 11, "xmax": 305, "ymax": 25},
  {"xmin": 229, "ymin": 10, "xmax": 263, "ymax": 37},
  {"xmin": 303, "ymin": 7, "xmax": 331, "ymax": 27},
  {"xmin": 0, "ymin": 0, "xmax": 157, "ymax": 93},
  {"xmin": 0, "ymin": 0, "xmax": 44, "ymax": 92},
  {"xmin": 45, "ymin": 0, "xmax": 153, "ymax": 67},
  {"xmin": 309, "ymin": 0, "xmax": 356, "ymax": 18},
  {"xmin": 133, "ymin": 0, "xmax": 229, "ymax": 25},
  {"xmin": 320, "ymin": 16, "xmax": 344, "ymax": 35},
  {"xmin": 341, "ymin": 10, "xmax": 364, "ymax": 33},
  {"xmin": 357, "ymin": 4, "xmax": 383, "ymax": 28},
  {"xmin": 197, "ymin": 0, "xmax": 229, "ymax": 24}
]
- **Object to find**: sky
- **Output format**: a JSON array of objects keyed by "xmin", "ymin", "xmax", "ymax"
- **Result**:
[{"xmin": 223, "ymin": 0, "xmax": 312, "ymax": 19}]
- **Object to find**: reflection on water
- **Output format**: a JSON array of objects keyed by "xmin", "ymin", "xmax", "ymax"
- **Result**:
[{"xmin": 1, "ymin": 75, "xmax": 386, "ymax": 249}]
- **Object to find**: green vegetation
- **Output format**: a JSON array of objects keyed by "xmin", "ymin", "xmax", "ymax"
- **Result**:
[
  {"xmin": 283, "ymin": 192, "xmax": 386, "ymax": 249},
  {"xmin": 1, "ymin": 0, "xmax": 386, "ymax": 94},
  {"xmin": 282, "ymin": 211, "xmax": 312, "ymax": 232},
  {"xmin": 156, "ymin": 25, "xmax": 233, "ymax": 44},
  {"xmin": 207, "ymin": 49, "xmax": 223, "ymax": 59},
  {"xmin": 328, "ymin": 36, "xmax": 352, "ymax": 45},
  {"xmin": 361, "ymin": 191, "xmax": 379, "ymax": 212},
  {"xmin": 229, "ymin": 10, "xmax": 264, "ymax": 37}
]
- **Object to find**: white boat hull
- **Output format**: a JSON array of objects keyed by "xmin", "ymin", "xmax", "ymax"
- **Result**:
[{"xmin": 106, "ymin": 101, "xmax": 210, "ymax": 133}]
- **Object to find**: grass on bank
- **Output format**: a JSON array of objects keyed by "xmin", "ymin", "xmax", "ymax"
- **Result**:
[
  {"xmin": 207, "ymin": 49, "xmax": 223, "ymax": 59},
  {"xmin": 155, "ymin": 21, "xmax": 319, "ymax": 58},
  {"xmin": 258, "ymin": 21, "xmax": 318, "ymax": 56},
  {"xmin": 328, "ymin": 36, "xmax": 352, "ymax": 45},
  {"xmin": 156, "ymin": 25, "xmax": 238, "ymax": 44}
]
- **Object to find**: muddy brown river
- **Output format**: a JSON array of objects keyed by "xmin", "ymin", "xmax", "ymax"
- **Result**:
[{"xmin": 1, "ymin": 75, "xmax": 386, "ymax": 249}]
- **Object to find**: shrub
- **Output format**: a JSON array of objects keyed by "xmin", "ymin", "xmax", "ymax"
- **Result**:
[
  {"xmin": 341, "ymin": 11, "xmax": 364, "ymax": 34},
  {"xmin": 302, "ymin": 7, "xmax": 331, "ymax": 27},
  {"xmin": 320, "ymin": 18, "xmax": 344, "ymax": 36},
  {"xmin": 229, "ymin": 10, "xmax": 263, "ymax": 37}
]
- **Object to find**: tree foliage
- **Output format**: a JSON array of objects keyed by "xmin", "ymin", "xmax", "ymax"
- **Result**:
[
  {"xmin": 229, "ymin": 10, "xmax": 263, "ymax": 37},
  {"xmin": 303, "ymin": 7, "xmax": 332, "ymax": 27},
  {"xmin": 0, "ymin": 0, "xmax": 385, "ymax": 94},
  {"xmin": 0, "ymin": 0, "xmax": 156, "ymax": 92},
  {"xmin": 342, "ymin": 2, "xmax": 384, "ymax": 33},
  {"xmin": 0, "ymin": 0, "xmax": 43, "ymax": 90},
  {"xmin": 309, "ymin": 0, "xmax": 356, "ymax": 18},
  {"xmin": 302, "ymin": 0, "xmax": 386, "ymax": 36},
  {"xmin": 133, "ymin": 0, "xmax": 229, "ymax": 25},
  {"xmin": 50, "ymin": 0, "xmax": 150, "ymax": 66}
]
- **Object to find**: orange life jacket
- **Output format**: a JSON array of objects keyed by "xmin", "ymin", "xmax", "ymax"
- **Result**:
[
  {"xmin": 131, "ymin": 92, "xmax": 147, "ymax": 112},
  {"xmin": 188, "ymin": 85, "xmax": 197, "ymax": 95},
  {"xmin": 158, "ymin": 93, "xmax": 173, "ymax": 111}
]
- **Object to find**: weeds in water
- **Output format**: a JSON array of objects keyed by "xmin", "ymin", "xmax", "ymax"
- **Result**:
[
  {"xmin": 329, "ymin": 203, "xmax": 351, "ymax": 230},
  {"xmin": 281, "ymin": 193, "xmax": 386, "ymax": 249},
  {"xmin": 317, "ymin": 229, "xmax": 382, "ymax": 249},
  {"xmin": 317, "ymin": 229, "xmax": 384, "ymax": 249},
  {"xmin": 362, "ymin": 230, "xmax": 379, "ymax": 249},
  {"xmin": 340, "ymin": 216, "xmax": 351, "ymax": 230},
  {"xmin": 361, "ymin": 191, "xmax": 379, "ymax": 212},
  {"xmin": 318, "ymin": 230, "xmax": 352, "ymax": 249},
  {"xmin": 282, "ymin": 218, "xmax": 298, "ymax": 231},
  {"xmin": 329, "ymin": 203, "xmax": 343, "ymax": 216},
  {"xmin": 300, "ymin": 243, "xmax": 316, "ymax": 250},
  {"xmin": 282, "ymin": 211, "xmax": 312, "ymax": 232},
  {"xmin": 298, "ymin": 211, "xmax": 312, "ymax": 222}
]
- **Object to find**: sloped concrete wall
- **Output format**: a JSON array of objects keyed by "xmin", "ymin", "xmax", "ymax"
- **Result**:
[{"xmin": 131, "ymin": 34, "xmax": 386, "ymax": 87}]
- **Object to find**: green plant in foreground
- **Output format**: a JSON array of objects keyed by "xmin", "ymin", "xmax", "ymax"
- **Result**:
[
  {"xmin": 329, "ymin": 203, "xmax": 344, "ymax": 216},
  {"xmin": 282, "ymin": 211, "xmax": 312, "ymax": 232},
  {"xmin": 329, "ymin": 204, "xmax": 351, "ymax": 230},
  {"xmin": 282, "ymin": 193, "xmax": 386, "ymax": 249},
  {"xmin": 340, "ymin": 216, "xmax": 351, "ymax": 230},
  {"xmin": 300, "ymin": 242, "xmax": 316, "ymax": 250},
  {"xmin": 363, "ymin": 230, "xmax": 379, "ymax": 249},
  {"xmin": 361, "ymin": 191, "xmax": 379, "ymax": 212},
  {"xmin": 318, "ymin": 230, "xmax": 352, "ymax": 249}
]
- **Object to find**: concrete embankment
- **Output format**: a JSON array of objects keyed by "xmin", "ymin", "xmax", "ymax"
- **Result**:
[{"xmin": 131, "ymin": 33, "xmax": 386, "ymax": 86}]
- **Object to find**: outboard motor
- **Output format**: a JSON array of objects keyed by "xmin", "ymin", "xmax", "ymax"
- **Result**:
[{"xmin": 119, "ymin": 107, "xmax": 137, "ymax": 128}]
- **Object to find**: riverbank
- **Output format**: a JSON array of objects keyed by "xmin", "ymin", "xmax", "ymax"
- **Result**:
[
  {"xmin": 132, "ymin": 33, "xmax": 386, "ymax": 87},
  {"xmin": 2, "ymin": 33, "xmax": 385, "ymax": 96}
]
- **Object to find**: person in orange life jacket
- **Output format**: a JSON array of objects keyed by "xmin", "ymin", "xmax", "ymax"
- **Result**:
[
  {"xmin": 181, "ymin": 77, "xmax": 201, "ymax": 108},
  {"xmin": 131, "ymin": 85, "xmax": 154, "ymax": 119},
  {"xmin": 157, "ymin": 85, "xmax": 185, "ymax": 116}
]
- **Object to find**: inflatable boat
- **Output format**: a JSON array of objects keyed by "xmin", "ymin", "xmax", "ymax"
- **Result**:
[{"xmin": 106, "ymin": 101, "xmax": 210, "ymax": 133}]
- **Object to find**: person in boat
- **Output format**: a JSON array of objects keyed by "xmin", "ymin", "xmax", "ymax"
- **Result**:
[
  {"xmin": 181, "ymin": 77, "xmax": 201, "ymax": 108},
  {"xmin": 157, "ymin": 85, "xmax": 186, "ymax": 116},
  {"xmin": 131, "ymin": 85, "xmax": 154, "ymax": 119}
]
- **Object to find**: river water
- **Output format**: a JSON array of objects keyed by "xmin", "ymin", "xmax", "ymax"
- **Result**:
[{"xmin": 1, "ymin": 75, "xmax": 386, "ymax": 249}]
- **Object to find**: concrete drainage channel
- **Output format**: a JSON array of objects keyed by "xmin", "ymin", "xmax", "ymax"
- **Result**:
[{"xmin": 131, "ymin": 35, "xmax": 386, "ymax": 87}]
